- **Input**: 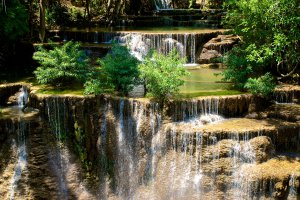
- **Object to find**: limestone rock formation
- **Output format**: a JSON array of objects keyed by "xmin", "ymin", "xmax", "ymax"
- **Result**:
[
  {"xmin": 247, "ymin": 136, "xmax": 275, "ymax": 163},
  {"xmin": 198, "ymin": 34, "xmax": 240, "ymax": 64}
]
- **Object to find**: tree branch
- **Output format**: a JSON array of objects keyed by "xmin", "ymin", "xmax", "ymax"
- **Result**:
[{"xmin": 277, "ymin": 60, "xmax": 298, "ymax": 78}]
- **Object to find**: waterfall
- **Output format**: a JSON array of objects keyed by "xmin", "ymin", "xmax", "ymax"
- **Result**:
[
  {"xmin": 154, "ymin": 0, "xmax": 172, "ymax": 10},
  {"xmin": 8, "ymin": 121, "xmax": 28, "ymax": 200},
  {"xmin": 288, "ymin": 173, "xmax": 299, "ymax": 199},
  {"xmin": 118, "ymin": 33, "xmax": 197, "ymax": 63},
  {"xmin": 274, "ymin": 90, "xmax": 295, "ymax": 104},
  {"xmin": 45, "ymin": 97, "xmax": 69, "ymax": 198},
  {"xmin": 17, "ymin": 86, "xmax": 28, "ymax": 107}
]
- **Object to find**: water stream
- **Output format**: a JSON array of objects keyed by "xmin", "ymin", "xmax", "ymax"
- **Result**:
[{"xmin": 7, "ymin": 87, "xmax": 29, "ymax": 199}]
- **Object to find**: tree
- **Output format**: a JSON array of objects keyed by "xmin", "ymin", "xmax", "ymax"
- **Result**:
[
  {"xmin": 100, "ymin": 43, "xmax": 140, "ymax": 95},
  {"xmin": 0, "ymin": 0, "xmax": 28, "ymax": 41},
  {"xmin": 33, "ymin": 41, "xmax": 91, "ymax": 87},
  {"xmin": 138, "ymin": 50, "xmax": 188, "ymax": 102},
  {"xmin": 223, "ymin": 0, "xmax": 300, "ymax": 92}
]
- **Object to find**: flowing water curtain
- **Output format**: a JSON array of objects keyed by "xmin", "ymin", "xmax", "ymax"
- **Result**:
[{"xmin": 154, "ymin": 0, "xmax": 172, "ymax": 9}]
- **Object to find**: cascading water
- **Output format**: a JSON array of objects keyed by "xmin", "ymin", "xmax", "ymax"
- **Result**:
[
  {"xmin": 7, "ymin": 87, "xmax": 29, "ymax": 199},
  {"xmin": 288, "ymin": 173, "xmax": 299, "ymax": 200},
  {"xmin": 45, "ymin": 98, "xmax": 69, "ymax": 198},
  {"xmin": 154, "ymin": 0, "xmax": 172, "ymax": 9},
  {"xmin": 118, "ymin": 33, "xmax": 197, "ymax": 63},
  {"xmin": 17, "ymin": 86, "xmax": 28, "ymax": 107},
  {"xmin": 8, "ymin": 121, "xmax": 28, "ymax": 200}
]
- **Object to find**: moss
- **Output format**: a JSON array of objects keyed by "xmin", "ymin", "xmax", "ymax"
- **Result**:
[{"xmin": 73, "ymin": 121, "xmax": 90, "ymax": 171}]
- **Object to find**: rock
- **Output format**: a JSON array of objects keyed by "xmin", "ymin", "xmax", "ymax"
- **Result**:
[
  {"xmin": 198, "ymin": 34, "xmax": 240, "ymax": 64},
  {"xmin": 248, "ymin": 136, "xmax": 275, "ymax": 163},
  {"xmin": 198, "ymin": 48, "xmax": 222, "ymax": 64},
  {"xmin": 274, "ymin": 181, "xmax": 288, "ymax": 198}
]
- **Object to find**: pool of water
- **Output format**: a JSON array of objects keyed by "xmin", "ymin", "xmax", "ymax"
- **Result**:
[
  {"xmin": 180, "ymin": 68, "xmax": 242, "ymax": 97},
  {"xmin": 50, "ymin": 27, "xmax": 225, "ymax": 34}
]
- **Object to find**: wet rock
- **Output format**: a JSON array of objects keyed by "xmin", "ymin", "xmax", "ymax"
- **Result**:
[
  {"xmin": 248, "ymin": 136, "xmax": 275, "ymax": 163},
  {"xmin": 274, "ymin": 181, "xmax": 288, "ymax": 198},
  {"xmin": 267, "ymin": 103, "xmax": 300, "ymax": 122},
  {"xmin": 198, "ymin": 34, "xmax": 240, "ymax": 64}
]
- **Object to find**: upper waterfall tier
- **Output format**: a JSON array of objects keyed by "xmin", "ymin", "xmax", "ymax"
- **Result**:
[{"xmin": 48, "ymin": 28, "xmax": 224, "ymax": 63}]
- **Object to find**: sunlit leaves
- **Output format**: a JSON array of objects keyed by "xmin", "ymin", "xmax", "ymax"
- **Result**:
[
  {"xmin": 33, "ymin": 41, "xmax": 91, "ymax": 87},
  {"xmin": 139, "ymin": 50, "xmax": 189, "ymax": 102}
]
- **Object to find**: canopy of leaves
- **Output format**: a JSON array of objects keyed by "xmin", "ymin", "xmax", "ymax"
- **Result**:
[
  {"xmin": 223, "ymin": 0, "xmax": 300, "ymax": 90},
  {"xmin": 33, "ymin": 41, "xmax": 91, "ymax": 87},
  {"xmin": 0, "ymin": 0, "xmax": 28, "ymax": 40},
  {"xmin": 139, "ymin": 50, "xmax": 188, "ymax": 102},
  {"xmin": 100, "ymin": 43, "xmax": 140, "ymax": 95}
]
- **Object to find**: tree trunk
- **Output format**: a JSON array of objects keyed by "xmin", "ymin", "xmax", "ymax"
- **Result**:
[
  {"xmin": 85, "ymin": 0, "xmax": 90, "ymax": 21},
  {"xmin": 39, "ymin": 0, "xmax": 46, "ymax": 42}
]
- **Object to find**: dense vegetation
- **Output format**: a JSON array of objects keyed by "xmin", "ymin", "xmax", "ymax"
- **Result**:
[
  {"xmin": 223, "ymin": 0, "xmax": 299, "ymax": 96},
  {"xmin": 33, "ymin": 42, "xmax": 188, "ymax": 100},
  {"xmin": 139, "ymin": 50, "xmax": 188, "ymax": 101}
]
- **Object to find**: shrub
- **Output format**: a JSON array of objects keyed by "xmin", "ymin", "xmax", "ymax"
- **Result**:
[
  {"xmin": 138, "ymin": 50, "xmax": 188, "ymax": 102},
  {"xmin": 100, "ymin": 43, "xmax": 140, "ymax": 95},
  {"xmin": 33, "ymin": 41, "xmax": 91, "ymax": 87},
  {"xmin": 83, "ymin": 68, "xmax": 113, "ymax": 95},
  {"xmin": 244, "ymin": 73, "xmax": 276, "ymax": 97}
]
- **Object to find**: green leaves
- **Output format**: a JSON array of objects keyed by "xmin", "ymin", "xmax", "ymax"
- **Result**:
[
  {"xmin": 244, "ymin": 73, "xmax": 276, "ymax": 97},
  {"xmin": 223, "ymin": 0, "xmax": 300, "ymax": 94},
  {"xmin": 0, "ymin": 0, "xmax": 28, "ymax": 40},
  {"xmin": 139, "ymin": 50, "xmax": 189, "ymax": 102},
  {"xmin": 33, "ymin": 41, "xmax": 91, "ymax": 87},
  {"xmin": 99, "ymin": 43, "xmax": 140, "ymax": 95}
]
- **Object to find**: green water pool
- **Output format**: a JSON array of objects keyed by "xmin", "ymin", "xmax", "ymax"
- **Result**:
[{"xmin": 180, "ymin": 68, "xmax": 242, "ymax": 97}]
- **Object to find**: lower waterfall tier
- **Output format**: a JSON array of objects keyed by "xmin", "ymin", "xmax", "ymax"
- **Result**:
[{"xmin": 0, "ymin": 85, "xmax": 299, "ymax": 199}]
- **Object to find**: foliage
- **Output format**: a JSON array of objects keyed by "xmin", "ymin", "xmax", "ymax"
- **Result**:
[
  {"xmin": 223, "ymin": 0, "xmax": 300, "ymax": 80},
  {"xmin": 100, "ymin": 43, "xmax": 140, "ymax": 95},
  {"xmin": 45, "ymin": 3, "xmax": 70, "ymax": 27},
  {"xmin": 244, "ymin": 73, "xmax": 276, "ymax": 97},
  {"xmin": 33, "ymin": 41, "xmax": 91, "ymax": 87},
  {"xmin": 0, "ymin": 0, "xmax": 28, "ymax": 40},
  {"xmin": 84, "ymin": 68, "xmax": 113, "ymax": 95},
  {"xmin": 139, "ymin": 50, "xmax": 188, "ymax": 102}
]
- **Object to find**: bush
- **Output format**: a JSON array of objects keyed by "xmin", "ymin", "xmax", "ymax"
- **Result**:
[
  {"xmin": 139, "ymin": 50, "xmax": 188, "ymax": 102},
  {"xmin": 83, "ymin": 68, "xmax": 113, "ymax": 95},
  {"xmin": 100, "ymin": 43, "xmax": 140, "ymax": 95},
  {"xmin": 244, "ymin": 73, "xmax": 276, "ymax": 97},
  {"xmin": 33, "ymin": 41, "xmax": 91, "ymax": 87}
]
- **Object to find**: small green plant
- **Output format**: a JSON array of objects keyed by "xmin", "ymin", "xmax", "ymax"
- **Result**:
[
  {"xmin": 139, "ymin": 50, "xmax": 189, "ymax": 102},
  {"xmin": 244, "ymin": 73, "xmax": 276, "ymax": 97},
  {"xmin": 100, "ymin": 43, "xmax": 140, "ymax": 95},
  {"xmin": 33, "ymin": 41, "xmax": 91, "ymax": 88}
]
